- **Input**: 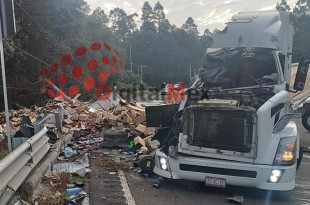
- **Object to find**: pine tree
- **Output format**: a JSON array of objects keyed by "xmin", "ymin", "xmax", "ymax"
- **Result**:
[
  {"xmin": 291, "ymin": 0, "xmax": 310, "ymax": 60},
  {"xmin": 109, "ymin": 8, "xmax": 137, "ymax": 41},
  {"xmin": 181, "ymin": 17, "xmax": 199, "ymax": 36},
  {"xmin": 140, "ymin": 1, "xmax": 156, "ymax": 32},
  {"xmin": 200, "ymin": 28, "xmax": 213, "ymax": 48},
  {"xmin": 153, "ymin": 1, "xmax": 170, "ymax": 33},
  {"xmin": 276, "ymin": 0, "xmax": 291, "ymax": 12}
]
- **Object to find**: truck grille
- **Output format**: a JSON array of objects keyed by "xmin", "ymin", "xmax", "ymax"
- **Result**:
[
  {"xmin": 179, "ymin": 164, "xmax": 257, "ymax": 178},
  {"xmin": 183, "ymin": 106, "xmax": 255, "ymax": 153}
]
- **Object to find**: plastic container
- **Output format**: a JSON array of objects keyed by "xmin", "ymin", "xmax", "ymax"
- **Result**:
[
  {"xmin": 66, "ymin": 183, "xmax": 76, "ymax": 188},
  {"xmin": 64, "ymin": 147, "xmax": 74, "ymax": 158},
  {"xmin": 103, "ymin": 152, "xmax": 110, "ymax": 156},
  {"xmin": 65, "ymin": 188, "xmax": 82, "ymax": 196},
  {"xmin": 120, "ymin": 156, "xmax": 127, "ymax": 160}
]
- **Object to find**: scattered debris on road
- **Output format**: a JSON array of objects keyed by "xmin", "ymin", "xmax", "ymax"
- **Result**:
[
  {"xmin": 0, "ymin": 92, "xmax": 165, "ymax": 204},
  {"xmin": 32, "ymin": 172, "xmax": 70, "ymax": 205},
  {"xmin": 53, "ymin": 153, "xmax": 91, "ymax": 177},
  {"xmin": 227, "ymin": 195, "xmax": 244, "ymax": 203},
  {"xmin": 13, "ymin": 200, "xmax": 31, "ymax": 205}
]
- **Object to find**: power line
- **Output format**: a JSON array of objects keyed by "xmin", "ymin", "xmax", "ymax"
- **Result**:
[
  {"xmin": 6, "ymin": 42, "xmax": 85, "ymax": 85},
  {"xmin": 14, "ymin": 2, "xmax": 103, "ymax": 83},
  {"xmin": 14, "ymin": 2, "xmax": 68, "ymax": 52},
  {"xmin": 6, "ymin": 41, "xmax": 51, "ymax": 67},
  {"xmin": 0, "ymin": 86, "xmax": 40, "ymax": 91}
]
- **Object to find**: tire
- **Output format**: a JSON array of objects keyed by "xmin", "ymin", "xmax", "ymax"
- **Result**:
[
  {"xmin": 101, "ymin": 130, "xmax": 129, "ymax": 148},
  {"xmin": 297, "ymin": 147, "xmax": 303, "ymax": 170},
  {"xmin": 137, "ymin": 155, "xmax": 155, "ymax": 174},
  {"xmin": 302, "ymin": 111, "xmax": 310, "ymax": 132},
  {"xmin": 103, "ymin": 130, "xmax": 127, "ymax": 138}
]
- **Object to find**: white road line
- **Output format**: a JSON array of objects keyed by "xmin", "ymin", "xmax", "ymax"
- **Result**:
[
  {"xmin": 303, "ymin": 154, "xmax": 310, "ymax": 159},
  {"xmin": 118, "ymin": 170, "xmax": 136, "ymax": 205}
]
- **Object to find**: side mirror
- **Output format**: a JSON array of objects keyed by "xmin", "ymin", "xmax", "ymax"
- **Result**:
[{"xmin": 294, "ymin": 58, "xmax": 309, "ymax": 91}]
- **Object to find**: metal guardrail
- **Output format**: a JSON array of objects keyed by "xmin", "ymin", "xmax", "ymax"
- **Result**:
[{"xmin": 0, "ymin": 127, "xmax": 50, "ymax": 204}]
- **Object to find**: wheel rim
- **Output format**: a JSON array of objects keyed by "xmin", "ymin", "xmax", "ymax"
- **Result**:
[{"xmin": 307, "ymin": 115, "xmax": 310, "ymax": 125}]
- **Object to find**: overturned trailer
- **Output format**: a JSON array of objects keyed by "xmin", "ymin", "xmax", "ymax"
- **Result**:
[{"xmin": 149, "ymin": 10, "xmax": 309, "ymax": 191}]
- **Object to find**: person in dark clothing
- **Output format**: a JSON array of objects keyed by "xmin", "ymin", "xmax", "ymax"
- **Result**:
[{"xmin": 161, "ymin": 82, "xmax": 166, "ymax": 89}]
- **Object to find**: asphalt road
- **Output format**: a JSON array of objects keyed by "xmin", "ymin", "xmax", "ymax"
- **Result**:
[{"xmin": 126, "ymin": 119, "xmax": 310, "ymax": 205}]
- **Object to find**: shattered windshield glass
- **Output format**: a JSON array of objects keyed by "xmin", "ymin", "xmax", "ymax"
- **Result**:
[{"xmin": 200, "ymin": 48, "xmax": 278, "ymax": 89}]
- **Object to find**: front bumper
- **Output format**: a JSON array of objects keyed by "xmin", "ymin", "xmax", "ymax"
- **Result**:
[{"xmin": 154, "ymin": 150, "xmax": 296, "ymax": 191}]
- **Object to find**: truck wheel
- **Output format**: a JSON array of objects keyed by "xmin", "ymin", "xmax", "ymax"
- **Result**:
[
  {"xmin": 302, "ymin": 111, "xmax": 310, "ymax": 132},
  {"xmin": 297, "ymin": 147, "xmax": 303, "ymax": 170},
  {"xmin": 137, "ymin": 155, "xmax": 155, "ymax": 174}
]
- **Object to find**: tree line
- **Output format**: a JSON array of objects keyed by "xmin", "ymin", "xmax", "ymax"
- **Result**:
[{"xmin": 0, "ymin": 0, "xmax": 309, "ymax": 108}]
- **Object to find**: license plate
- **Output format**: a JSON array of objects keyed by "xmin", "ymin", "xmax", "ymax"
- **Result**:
[{"xmin": 205, "ymin": 177, "xmax": 226, "ymax": 188}]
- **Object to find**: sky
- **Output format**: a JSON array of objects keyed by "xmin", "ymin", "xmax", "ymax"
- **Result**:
[{"xmin": 86, "ymin": 0, "xmax": 298, "ymax": 33}]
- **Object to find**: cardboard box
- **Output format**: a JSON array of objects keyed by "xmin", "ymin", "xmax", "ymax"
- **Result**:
[
  {"xmin": 129, "ymin": 124, "xmax": 136, "ymax": 131},
  {"xmin": 135, "ymin": 124, "xmax": 146, "ymax": 134},
  {"xmin": 115, "ymin": 105, "xmax": 125, "ymax": 115},
  {"xmin": 65, "ymin": 107, "xmax": 76, "ymax": 115},
  {"xmin": 145, "ymin": 127, "xmax": 156, "ymax": 136},
  {"xmin": 65, "ymin": 124, "xmax": 73, "ymax": 129},
  {"xmin": 107, "ymin": 115, "xmax": 118, "ymax": 126},
  {"xmin": 62, "ymin": 127, "xmax": 70, "ymax": 134},
  {"xmin": 135, "ymin": 114, "xmax": 146, "ymax": 126},
  {"xmin": 63, "ymin": 118, "xmax": 74, "ymax": 125},
  {"xmin": 71, "ymin": 114, "xmax": 79, "ymax": 121},
  {"xmin": 121, "ymin": 110, "xmax": 129, "ymax": 116},
  {"xmin": 89, "ymin": 118, "xmax": 96, "ymax": 125},
  {"xmin": 79, "ymin": 114, "xmax": 88, "ymax": 121},
  {"xmin": 72, "ymin": 101, "xmax": 82, "ymax": 107},
  {"xmin": 130, "ymin": 109, "xmax": 139, "ymax": 117},
  {"xmin": 123, "ymin": 114, "xmax": 133, "ymax": 124},
  {"xmin": 134, "ymin": 136, "xmax": 146, "ymax": 147},
  {"xmin": 139, "ymin": 147, "xmax": 148, "ymax": 155},
  {"xmin": 101, "ymin": 110, "xmax": 110, "ymax": 117},
  {"xmin": 88, "ymin": 113, "xmax": 97, "ymax": 119},
  {"xmin": 117, "ymin": 122, "xmax": 124, "ymax": 130},
  {"xmin": 127, "ymin": 111, "xmax": 137, "ymax": 123},
  {"xmin": 95, "ymin": 117, "xmax": 105, "ymax": 124},
  {"xmin": 76, "ymin": 105, "xmax": 87, "ymax": 113},
  {"xmin": 11, "ymin": 117, "xmax": 20, "ymax": 122}
]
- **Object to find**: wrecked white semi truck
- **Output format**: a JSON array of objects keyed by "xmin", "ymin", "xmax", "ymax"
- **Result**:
[{"xmin": 147, "ymin": 11, "xmax": 310, "ymax": 191}]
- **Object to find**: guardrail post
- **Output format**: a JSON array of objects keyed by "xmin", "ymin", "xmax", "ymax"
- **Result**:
[{"xmin": 54, "ymin": 112, "xmax": 63, "ymax": 133}]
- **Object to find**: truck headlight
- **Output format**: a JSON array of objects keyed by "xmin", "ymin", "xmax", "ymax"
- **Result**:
[
  {"xmin": 159, "ymin": 157, "xmax": 168, "ymax": 170},
  {"xmin": 274, "ymin": 137, "xmax": 296, "ymax": 166},
  {"xmin": 269, "ymin": 169, "xmax": 283, "ymax": 183}
]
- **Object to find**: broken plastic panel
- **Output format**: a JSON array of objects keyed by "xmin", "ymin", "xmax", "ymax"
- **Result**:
[{"xmin": 145, "ymin": 104, "xmax": 179, "ymax": 127}]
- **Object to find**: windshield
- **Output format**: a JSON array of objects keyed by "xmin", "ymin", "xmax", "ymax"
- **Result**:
[{"xmin": 199, "ymin": 48, "xmax": 278, "ymax": 89}]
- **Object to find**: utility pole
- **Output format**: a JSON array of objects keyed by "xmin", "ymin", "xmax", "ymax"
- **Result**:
[
  {"xmin": 0, "ymin": 0, "xmax": 16, "ymax": 153},
  {"xmin": 140, "ymin": 66, "xmax": 143, "ymax": 83},
  {"xmin": 189, "ymin": 62, "xmax": 192, "ymax": 84},
  {"xmin": 129, "ymin": 43, "xmax": 133, "ymax": 72},
  {"xmin": 139, "ymin": 65, "xmax": 148, "ymax": 84},
  {"xmin": 0, "ymin": 23, "xmax": 11, "ymax": 153}
]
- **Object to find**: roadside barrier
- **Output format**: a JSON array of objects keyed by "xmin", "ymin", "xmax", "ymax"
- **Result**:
[{"xmin": 0, "ymin": 127, "xmax": 50, "ymax": 204}]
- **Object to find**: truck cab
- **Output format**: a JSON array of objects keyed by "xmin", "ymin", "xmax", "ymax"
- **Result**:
[{"xmin": 152, "ymin": 11, "xmax": 309, "ymax": 191}]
